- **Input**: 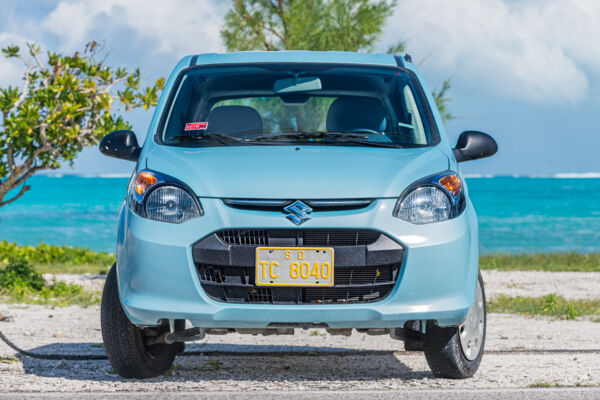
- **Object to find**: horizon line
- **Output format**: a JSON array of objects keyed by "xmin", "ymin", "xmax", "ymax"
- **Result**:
[{"xmin": 33, "ymin": 172, "xmax": 600, "ymax": 179}]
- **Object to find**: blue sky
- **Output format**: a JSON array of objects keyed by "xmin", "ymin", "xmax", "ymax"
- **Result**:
[{"xmin": 1, "ymin": 0, "xmax": 598, "ymax": 176}]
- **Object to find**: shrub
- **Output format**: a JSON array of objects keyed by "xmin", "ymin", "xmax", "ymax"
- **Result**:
[
  {"xmin": 0, "ymin": 241, "xmax": 115, "ymax": 266},
  {"xmin": 0, "ymin": 256, "xmax": 45, "ymax": 290},
  {"xmin": 0, "ymin": 257, "xmax": 99, "ymax": 306}
]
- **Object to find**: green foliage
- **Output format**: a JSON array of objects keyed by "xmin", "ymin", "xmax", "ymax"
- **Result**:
[
  {"xmin": 0, "ymin": 41, "xmax": 163, "ymax": 209},
  {"xmin": 222, "ymin": 0, "xmax": 454, "ymax": 121},
  {"xmin": 218, "ymin": 96, "xmax": 335, "ymax": 132},
  {"xmin": 0, "ymin": 256, "xmax": 100, "ymax": 306},
  {"xmin": 480, "ymin": 252, "xmax": 600, "ymax": 272},
  {"xmin": 528, "ymin": 382, "xmax": 561, "ymax": 388},
  {"xmin": 432, "ymin": 79, "xmax": 454, "ymax": 122},
  {"xmin": 201, "ymin": 360, "xmax": 224, "ymax": 371},
  {"xmin": 386, "ymin": 40, "xmax": 406, "ymax": 55},
  {"xmin": 222, "ymin": 0, "xmax": 395, "ymax": 52},
  {"xmin": 0, "ymin": 256, "xmax": 45, "ymax": 290},
  {"xmin": 488, "ymin": 294, "xmax": 600, "ymax": 320},
  {"xmin": 0, "ymin": 241, "xmax": 114, "ymax": 268}
]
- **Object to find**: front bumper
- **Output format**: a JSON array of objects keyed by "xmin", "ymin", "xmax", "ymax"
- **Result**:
[{"xmin": 116, "ymin": 198, "xmax": 479, "ymax": 328}]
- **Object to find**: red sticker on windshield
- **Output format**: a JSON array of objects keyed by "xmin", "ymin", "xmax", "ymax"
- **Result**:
[{"xmin": 185, "ymin": 122, "xmax": 208, "ymax": 131}]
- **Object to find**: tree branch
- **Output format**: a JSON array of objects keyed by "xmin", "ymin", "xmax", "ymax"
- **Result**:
[
  {"xmin": 31, "ymin": 50, "xmax": 46, "ymax": 72},
  {"xmin": 0, "ymin": 183, "xmax": 31, "ymax": 207},
  {"xmin": 8, "ymin": 64, "xmax": 34, "ymax": 114},
  {"xmin": 242, "ymin": 13, "xmax": 282, "ymax": 48},
  {"xmin": 32, "ymin": 123, "xmax": 53, "ymax": 158},
  {"xmin": 99, "ymin": 76, "xmax": 126, "ymax": 94},
  {"xmin": 6, "ymin": 146, "xmax": 15, "ymax": 172},
  {"xmin": 31, "ymin": 50, "xmax": 50, "ymax": 89},
  {"xmin": 277, "ymin": 0, "xmax": 288, "ymax": 42}
]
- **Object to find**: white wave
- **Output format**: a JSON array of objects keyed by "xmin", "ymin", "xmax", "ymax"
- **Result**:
[
  {"xmin": 465, "ymin": 172, "xmax": 600, "ymax": 179},
  {"xmin": 80, "ymin": 173, "xmax": 131, "ymax": 178},
  {"xmin": 463, "ymin": 173, "xmax": 495, "ymax": 178},
  {"xmin": 553, "ymin": 172, "xmax": 600, "ymax": 178},
  {"xmin": 37, "ymin": 172, "xmax": 130, "ymax": 178}
]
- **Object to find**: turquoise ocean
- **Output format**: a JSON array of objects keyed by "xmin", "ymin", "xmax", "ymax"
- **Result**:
[{"xmin": 0, "ymin": 175, "xmax": 599, "ymax": 254}]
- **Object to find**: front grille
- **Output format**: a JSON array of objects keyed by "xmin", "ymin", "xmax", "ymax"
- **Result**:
[
  {"xmin": 217, "ymin": 229, "xmax": 268, "ymax": 246},
  {"xmin": 197, "ymin": 264, "xmax": 400, "ymax": 304},
  {"xmin": 216, "ymin": 229, "xmax": 380, "ymax": 247},
  {"xmin": 194, "ymin": 228, "xmax": 403, "ymax": 305},
  {"xmin": 223, "ymin": 198, "xmax": 374, "ymax": 212}
]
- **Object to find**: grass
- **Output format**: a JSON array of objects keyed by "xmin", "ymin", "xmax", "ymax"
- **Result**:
[
  {"xmin": 2, "ymin": 243, "xmax": 600, "ymax": 311},
  {"xmin": 480, "ymin": 252, "xmax": 600, "ymax": 272},
  {"xmin": 3, "ymin": 242, "xmax": 600, "ymax": 274},
  {"xmin": 0, "ymin": 256, "xmax": 100, "ymax": 307},
  {"xmin": 488, "ymin": 293, "xmax": 600, "ymax": 320},
  {"xmin": 0, "ymin": 241, "xmax": 114, "ymax": 275},
  {"xmin": 528, "ymin": 382, "xmax": 562, "ymax": 388},
  {"xmin": 35, "ymin": 263, "xmax": 111, "ymax": 275},
  {"xmin": 200, "ymin": 360, "xmax": 224, "ymax": 371}
]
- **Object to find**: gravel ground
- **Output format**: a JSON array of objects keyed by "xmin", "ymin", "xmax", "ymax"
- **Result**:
[
  {"xmin": 481, "ymin": 270, "xmax": 600, "ymax": 299},
  {"xmin": 42, "ymin": 274, "xmax": 106, "ymax": 292},
  {"xmin": 2, "ymin": 388, "xmax": 600, "ymax": 400},
  {"xmin": 0, "ymin": 304, "xmax": 599, "ymax": 392},
  {"xmin": 0, "ymin": 270, "xmax": 598, "ymax": 393},
  {"xmin": 41, "ymin": 270, "xmax": 600, "ymax": 300}
]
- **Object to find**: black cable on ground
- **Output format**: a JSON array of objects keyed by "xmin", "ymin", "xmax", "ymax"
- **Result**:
[
  {"xmin": 3, "ymin": 328, "xmax": 600, "ymax": 361},
  {"xmin": 0, "ymin": 329, "xmax": 107, "ymax": 360}
]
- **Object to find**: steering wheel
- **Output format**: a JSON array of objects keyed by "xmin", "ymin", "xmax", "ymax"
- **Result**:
[{"xmin": 346, "ymin": 128, "xmax": 384, "ymax": 135}]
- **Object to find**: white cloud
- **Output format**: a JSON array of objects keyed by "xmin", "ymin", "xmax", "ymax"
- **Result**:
[
  {"xmin": 383, "ymin": 0, "xmax": 600, "ymax": 104},
  {"xmin": 0, "ymin": 33, "xmax": 34, "ymax": 88},
  {"xmin": 41, "ymin": 0, "xmax": 226, "ymax": 56}
]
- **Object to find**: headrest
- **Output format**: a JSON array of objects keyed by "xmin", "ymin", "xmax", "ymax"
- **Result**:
[
  {"xmin": 326, "ymin": 97, "xmax": 386, "ymax": 132},
  {"xmin": 206, "ymin": 105, "xmax": 263, "ymax": 136}
]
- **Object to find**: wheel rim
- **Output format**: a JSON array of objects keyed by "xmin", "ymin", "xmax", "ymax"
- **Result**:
[{"xmin": 459, "ymin": 278, "xmax": 485, "ymax": 361}]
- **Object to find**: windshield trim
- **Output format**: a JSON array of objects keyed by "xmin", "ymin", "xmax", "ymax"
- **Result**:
[{"xmin": 153, "ymin": 62, "xmax": 441, "ymax": 148}]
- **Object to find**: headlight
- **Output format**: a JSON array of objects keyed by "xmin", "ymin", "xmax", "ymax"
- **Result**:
[
  {"xmin": 128, "ymin": 170, "xmax": 203, "ymax": 223},
  {"xmin": 393, "ymin": 171, "xmax": 465, "ymax": 224},
  {"xmin": 145, "ymin": 186, "xmax": 201, "ymax": 223},
  {"xmin": 395, "ymin": 186, "xmax": 451, "ymax": 224}
]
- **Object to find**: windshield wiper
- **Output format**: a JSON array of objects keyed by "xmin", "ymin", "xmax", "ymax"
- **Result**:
[
  {"xmin": 169, "ymin": 133, "xmax": 244, "ymax": 145},
  {"xmin": 247, "ymin": 131, "xmax": 401, "ymax": 148},
  {"xmin": 328, "ymin": 138, "xmax": 402, "ymax": 148},
  {"xmin": 247, "ymin": 131, "xmax": 369, "ymax": 142},
  {"xmin": 168, "ymin": 131, "xmax": 401, "ymax": 148}
]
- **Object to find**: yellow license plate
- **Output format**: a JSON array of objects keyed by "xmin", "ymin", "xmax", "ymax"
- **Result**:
[{"xmin": 256, "ymin": 247, "xmax": 334, "ymax": 287}]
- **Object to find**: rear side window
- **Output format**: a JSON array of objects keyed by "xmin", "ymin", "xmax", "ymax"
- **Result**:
[{"xmin": 213, "ymin": 97, "xmax": 336, "ymax": 133}]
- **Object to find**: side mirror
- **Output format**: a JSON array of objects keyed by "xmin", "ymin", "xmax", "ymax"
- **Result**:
[
  {"xmin": 453, "ymin": 131, "xmax": 498, "ymax": 162},
  {"xmin": 99, "ymin": 130, "xmax": 141, "ymax": 162}
]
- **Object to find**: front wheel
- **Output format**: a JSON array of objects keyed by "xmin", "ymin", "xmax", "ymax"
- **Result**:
[
  {"xmin": 423, "ymin": 271, "xmax": 486, "ymax": 379},
  {"xmin": 101, "ymin": 263, "xmax": 178, "ymax": 379}
]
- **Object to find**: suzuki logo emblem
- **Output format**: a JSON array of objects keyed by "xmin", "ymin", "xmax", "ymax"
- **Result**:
[{"xmin": 283, "ymin": 200, "xmax": 313, "ymax": 226}]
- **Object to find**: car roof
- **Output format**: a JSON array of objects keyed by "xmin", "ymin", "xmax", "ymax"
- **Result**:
[{"xmin": 189, "ymin": 51, "xmax": 405, "ymax": 68}]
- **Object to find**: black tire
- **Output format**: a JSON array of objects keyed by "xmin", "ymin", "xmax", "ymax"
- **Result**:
[
  {"xmin": 101, "ymin": 263, "xmax": 178, "ymax": 379},
  {"xmin": 423, "ymin": 271, "xmax": 486, "ymax": 379},
  {"xmin": 403, "ymin": 339, "xmax": 424, "ymax": 351}
]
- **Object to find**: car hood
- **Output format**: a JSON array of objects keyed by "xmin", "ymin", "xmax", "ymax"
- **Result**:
[{"xmin": 145, "ymin": 145, "xmax": 449, "ymax": 199}]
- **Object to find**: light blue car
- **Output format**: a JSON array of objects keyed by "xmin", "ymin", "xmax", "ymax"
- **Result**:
[{"xmin": 98, "ymin": 51, "xmax": 497, "ymax": 379}]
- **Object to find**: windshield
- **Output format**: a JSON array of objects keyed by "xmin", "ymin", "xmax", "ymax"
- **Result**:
[{"xmin": 159, "ymin": 64, "xmax": 437, "ymax": 148}]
